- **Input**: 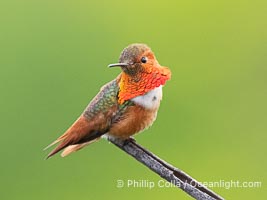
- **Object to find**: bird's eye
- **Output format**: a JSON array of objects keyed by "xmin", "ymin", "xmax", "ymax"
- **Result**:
[{"xmin": 141, "ymin": 57, "xmax": 148, "ymax": 63}]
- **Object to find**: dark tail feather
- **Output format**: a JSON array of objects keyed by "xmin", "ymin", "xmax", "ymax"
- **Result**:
[
  {"xmin": 45, "ymin": 130, "xmax": 106, "ymax": 159},
  {"xmin": 46, "ymin": 142, "xmax": 70, "ymax": 159}
]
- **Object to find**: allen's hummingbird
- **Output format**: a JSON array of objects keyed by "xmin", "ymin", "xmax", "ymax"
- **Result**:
[{"xmin": 45, "ymin": 43, "xmax": 171, "ymax": 158}]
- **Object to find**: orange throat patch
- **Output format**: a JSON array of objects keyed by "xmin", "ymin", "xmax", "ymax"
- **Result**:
[{"xmin": 118, "ymin": 66, "xmax": 171, "ymax": 104}]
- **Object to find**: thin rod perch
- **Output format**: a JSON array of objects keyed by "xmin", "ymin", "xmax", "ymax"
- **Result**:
[{"xmin": 108, "ymin": 137, "xmax": 224, "ymax": 200}]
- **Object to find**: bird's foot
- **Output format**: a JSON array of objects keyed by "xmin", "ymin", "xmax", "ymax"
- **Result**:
[{"xmin": 123, "ymin": 137, "xmax": 136, "ymax": 146}]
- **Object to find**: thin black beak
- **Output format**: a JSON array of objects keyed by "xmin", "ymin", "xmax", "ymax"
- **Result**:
[{"xmin": 108, "ymin": 63, "xmax": 128, "ymax": 68}]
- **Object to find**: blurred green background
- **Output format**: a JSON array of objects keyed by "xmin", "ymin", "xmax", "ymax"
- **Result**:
[{"xmin": 0, "ymin": 0, "xmax": 266, "ymax": 199}]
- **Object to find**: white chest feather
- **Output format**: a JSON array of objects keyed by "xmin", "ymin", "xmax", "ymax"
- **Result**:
[{"xmin": 131, "ymin": 86, "xmax": 163, "ymax": 110}]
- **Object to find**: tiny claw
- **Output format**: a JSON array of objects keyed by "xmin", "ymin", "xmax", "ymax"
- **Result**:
[{"xmin": 123, "ymin": 137, "xmax": 136, "ymax": 146}]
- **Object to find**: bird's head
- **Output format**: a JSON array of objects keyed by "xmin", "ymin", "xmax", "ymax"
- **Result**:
[{"xmin": 109, "ymin": 43, "xmax": 171, "ymax": 104}]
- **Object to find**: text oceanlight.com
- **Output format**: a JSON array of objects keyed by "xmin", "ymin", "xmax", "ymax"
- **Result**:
[{"xmin": 116, "ymin": 179, "xmax": 262, "ymax": 190}]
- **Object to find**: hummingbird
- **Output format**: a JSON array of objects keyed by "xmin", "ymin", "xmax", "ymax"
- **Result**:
[{"xmin": 45, "ymin": 43, "xmax": 171, "ymax": 158}]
